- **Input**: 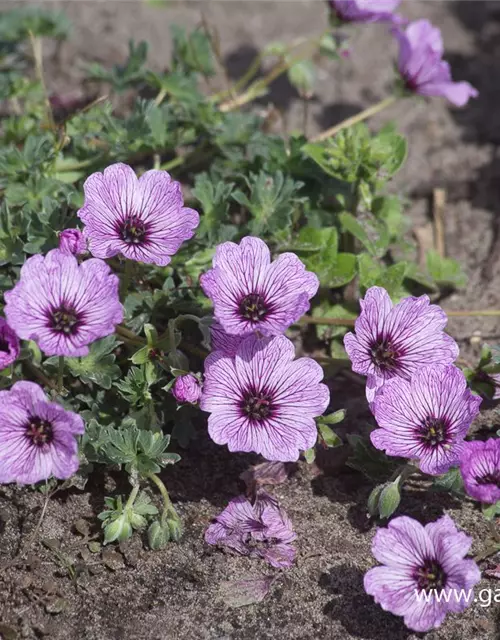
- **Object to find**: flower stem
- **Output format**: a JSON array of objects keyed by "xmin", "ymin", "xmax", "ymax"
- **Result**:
[
  {"xmin": 310, "ymin": 95, "xmax": 398, "ymax": 142},
  {"xmin": 447, "ymin": 310, "xmax": 500, "ymax": 317},
  {"xmin": 57, "ymin": 356, "xmax": 64, "ymax": 394},
  {"xmin": 154, "ymin": 87, "xmax": 168, "ymax": 107},
  {"xmin": 115, "ymin": 325, "xmax": 145, "ymax": 345},
  {"xmin": 125, "ymin": 483, "xmax": 140, "ymax": 510},
  {"xmin": 146, "ymin": 472, "xmax": 178, "ymax": 523},
  {"xmin": 161, "ymin": 156, "xmax": 185, "ymax": 172},
  {"xmin": 213, "ymin": 29, "xmax": 330, "ymax": 107},
  {"xmin": 24, "ymin": 360, "xmax": 57, "ymax": 390},
  {"xmin": 298, "ymin": 308, "xmax": 500, "ymax": 329},
  {"xmin": 120, "ymin": 259, "xmax": 134, "ymax": 301},
  {"xmin": 28, "ymin": 31, "xmax": 55, "ymax": 131}
]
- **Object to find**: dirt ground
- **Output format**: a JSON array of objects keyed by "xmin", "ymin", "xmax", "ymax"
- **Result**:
[{"xmin": 1, "ymin": 1, "xmax": 500, "ymax": 639}]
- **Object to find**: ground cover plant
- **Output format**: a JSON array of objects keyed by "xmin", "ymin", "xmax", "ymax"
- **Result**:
[{"xmin": 0, "ymin": 1, "xmax": 499, "ymax": 636}]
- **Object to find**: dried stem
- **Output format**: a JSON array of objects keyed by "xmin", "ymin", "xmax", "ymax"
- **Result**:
[
  {"xmin": 28, "ymin": 31, "xmax": 55, "ymax": 131},
  {"xmin": 433, "ymin": 188, "xmax": 446, "ymax": 258},
  {"xmin": 310, "ymin": 95, "xmax": 398, "ymax": 142}
]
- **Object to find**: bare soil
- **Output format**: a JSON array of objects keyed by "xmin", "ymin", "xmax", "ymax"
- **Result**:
[{"xmin": 1, "ymin": 1, "xmax": 500, "ymax": 639}]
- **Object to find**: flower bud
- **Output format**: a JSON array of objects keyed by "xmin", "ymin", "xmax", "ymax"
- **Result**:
[
  {"xmin": 148, "ymin": 520, "xmax": 170, "ymax": 550},
  {"xmin": 167, "ymin": 516, "xmax": 183, "ymax": 542},
  {"xmin": 104, "ymin": 514, "xmax": 132, "ymax": 544},
  {"xmin": 172, "ymin": 374, "xmax": 202, "ymax": 404},
  {"xmin": 59, "ymin": 229, "xmax": 87, "ymax": 256}
]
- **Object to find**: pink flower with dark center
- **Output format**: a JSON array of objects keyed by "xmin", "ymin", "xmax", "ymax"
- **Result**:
[
  {"xmin": 460, "ymin": 439, "xmax": 500, "ymax": 505},
  {"xmin": 201, "ymin": 236, "xmax": 319, "ymax": 338},
  {"xmin": 205, "ymin": 491, "xmax": 297, "ymax": 568},
  {"xmin": 0, "ymin": 381, "xmax": 84, "ymax": 484},
  {"xmin": 59, "ymin": 228, "xmax": 87, "ymax": 256},
  {"xmin": 330, "ymin": 0, "xmax": 402, "ymax": 24},
  {"xmin": 201, "ymin": 334, "xmax": 329, "ymax": 462},
  {"xmin": 364, "ymin": 515, "xmax": 481, "ymax": 632},
  {"xmin": 371, "ymin": 365, "xmax": 481, "ymax": 475},
  {"xmin": 344, "ymin": 286, "xmax": 459, "ymax": 403},
  {"xmin": 4, "ymin": 249, "xmax": 123, "ymax": 357},
  {"xmin": 172, "ymin": 374, "xmax": 202, "ymax": 404},
  {"xmin": 0, "ymin": 317, "xmax": 20, "ymax": 370},
  {"xmin": 393, "ymin": 20, "xmax": 478, "ymax": 106},
  {"xmin": 78, "ymin": 163, "xmax": 199, "ymax": 266}
]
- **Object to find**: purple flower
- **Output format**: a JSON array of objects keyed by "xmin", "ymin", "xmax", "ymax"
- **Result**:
[
  {"xmin": 344, "ymin": 286, "xmax": 459, "ymax": 403},
  {"xmin": 201, "ymin": 334, "xmax": 329, "ymax": 462},
  {"xmin": 201, "ymin": 236, "xmax": 319, "ymax": 338},
  {"xmin": 4, "ymin": 249, "xmax": 123, "ymax": 357},
  {"xmin": 364, "ymin": 515, "xmax": 481, "ymax": 632},
  {"xmin": 329, "ymin": 0, "xmax": 402, "ymax": 24},
  {"xmin": 460, "ymin": 439, "xmax": 500, "ymax": 505},
  {"xmin": 59, "ymin": 228, "xmax": 87, "ymax": 256},
  {"xmin": 0, "ymin": 381, "xmax": 84, "ymax": 484},
  {"xmin": 0, "ymin": 317, "xmax": 20, "ymax": 370},
  {"xmin": 210, "ymin": 321, "xmax": 243, "ymax": 357},
  {"xmin": 205, "ymin": 491, "xmax": 297, "ymax": 568},
  {"xmin": 172, "ymin": 374, "xmax": 202, "ymax": 404},
  {"xmin": 393, "ymin": 19, "xmax": 478, "ymax": 107},
  {"xmin": 371, "ymin": 365, "xmax": 481, "ymax": 475},
  {"xmin": 77, "ymin": 163, "xmax": 199, "ymax": 266}
]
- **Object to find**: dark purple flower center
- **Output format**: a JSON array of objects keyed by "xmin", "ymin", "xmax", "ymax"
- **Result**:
[
  {"xmin": 238, "ymin": 293, "xmax": 269, "ymax": 323},
  {"xmin": 49, "ymin": 305, "xmax": 81, "ymax": 335},
  {"xmin": 369, "ymin": 337, "xmax": 399, "ymax": 372},
  {"xmin": 119, "ymin": 216, "xmax": 148, "ymax": 245},
  {"xmin": 0, "ymin": 337, "xmax": 9, "ymax": 353},
  {"xmin": 26, "ymin": 416, "xmax": 53, "ymax": 447},
  {"xmin": 477, "ymin": 470, "xmax": 500, "ymax": 488},
  {"xmin": 415, "ymin": 559, "xmax": 447, "ymax": 592},
  {"xmin": 418, "ymin": 416, "xmax": 449, "ymax": 448},
  {"xmin": 241, "ymin": 389, "xmax": 274, "ymax": 421}
]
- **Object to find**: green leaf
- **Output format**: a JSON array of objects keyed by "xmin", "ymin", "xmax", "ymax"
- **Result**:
[
  {"xmin": 370, "ymin": 127, "xmax": 407, "ymax": 178},
  {"xmin": 291, "ymin": 225, "xmax": 337, "ymax": 253},
  {"xmin": 233, "ymin": 171, "xmax": 304, "ymax": 237},
  {"xmin": 304, "ymin": 447, "xmax": 316, "ymax": 464},
  {"xmin": 432, "ymin": 467, "xmax": 464, "ymax": 496},
  {"xmin": 103, "ymin": 514, "xmax": 132, "ymax": 544},
  {"xmin": 376, "ymin": 262, "xmax": 408, "ymax": 297},
  {"xmin": 339, "ymin": 211, "xmax": 390, "ymax": 257},
  {"xmin": 346, "ymin": 434, "xmax": 402, "ymax": 483},
  {"xmin": 318, "ymin": 409, "xmax": 346, "ymax": 425},
  {"xmin": 287, "ymin": 60, "xmax": 315, "ymax": 98},
  {"xmin": 358, "ymin": 255, "xmax": 408, "ymax": 298},
  {"xmin": 378, "ymin": 480, "xmax": 401, "ymax": 519},
  {"xmin": 64, "ymin": 336, "xmax": 122, "ymax": 389},
  {"xmin": 426, "ymin": 250, "xmax": 467, "ymax": 289},
  {"xmin": 367, "ymin": 484, "xmax": 385, "ymax": 517},
  {"xmin": 318, "ymin": 423, "xmax": 342, "ymax": 448},
  {"xmin": 482, "ymin": 501, "xmax": 500, "ymax": 521},
  {"xmin": 193, "ymin": 173, "xmax": 235, "ymax": 242},
  {"xmin": 312, "ymin": 302, "xmax": 357, "ymax": 340}
]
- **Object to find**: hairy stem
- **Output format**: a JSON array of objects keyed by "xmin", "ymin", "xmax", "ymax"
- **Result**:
[
  {"xmin": 120, "ymin": 259, "xmax": 134, "ymax": 301},
  {"xmin": 24, "ymin": 361, "xmax": 57, "ymax": 390},
  {"xmin": 161, "ymin": 156, "xmax": 185, "ymax": 172},
  {"xmin": 125, "ymin": 483, "xmax": 140, "ymax": 511},
  {"xmin": 115, "ymin": 325, "xmax": 145, "ymax": 345},
  {"xmin": 57, "ymin": 356, "xmax": 65, "ymax": 394},
  {"xmin": 310, "ymin": 95, "xmax": 398, "ymax": 142},
  {"xmin": 28, "ymin": 31, "xmax": 55, "ymax": 131},
  {"xmin": 146, "ymin": 472, "xmax": 178, "ymax": 523}
]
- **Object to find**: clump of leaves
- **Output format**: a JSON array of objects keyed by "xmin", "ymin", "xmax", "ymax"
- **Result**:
[{"xmin": 0, "ymin": 6, "xmax": 469, "ymax": 550}]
